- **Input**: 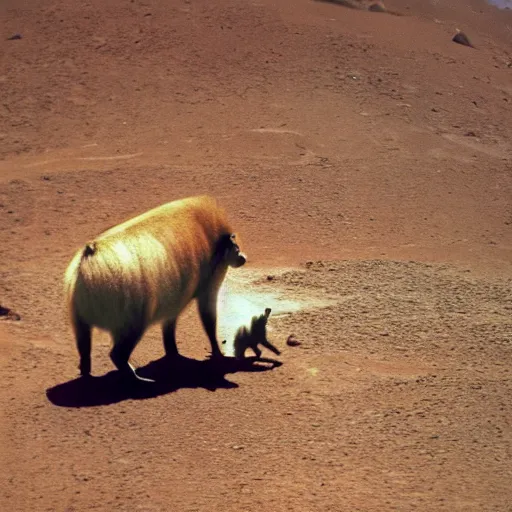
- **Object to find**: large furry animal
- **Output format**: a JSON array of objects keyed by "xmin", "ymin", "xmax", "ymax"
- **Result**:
[
  {"xmin": 224, "ymin": 308, "xmax": 281, "ymax": 360},
  {"xmin": 64, "ymin": 195, "xmax": 247, "ymax": 382}
]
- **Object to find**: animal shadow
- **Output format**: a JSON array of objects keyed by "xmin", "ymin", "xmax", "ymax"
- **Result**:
[{"xmin": 46, "ymin": 355, "xmax": 282, "ymax": 408}]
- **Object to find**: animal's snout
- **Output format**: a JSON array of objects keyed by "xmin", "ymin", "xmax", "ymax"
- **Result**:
[{"xmin": 234, "ymin": 252, "xmax": 247, "ymax": 268}]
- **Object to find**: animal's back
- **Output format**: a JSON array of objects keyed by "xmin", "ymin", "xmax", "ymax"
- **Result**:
[
  {"xmin": 64, "ymin": 195, "xmax": 231, "ymax": 332},
  {"xmin": 233, "ymin": 325, "xmax": 251, "ymax": 359},
  {"xmin": 96, "ymin": 195, "xmax": 225, "ymax": 241}
]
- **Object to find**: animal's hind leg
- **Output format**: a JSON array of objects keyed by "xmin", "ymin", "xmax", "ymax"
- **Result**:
[
  {"xmin": 73, "ymin": 315, "xmax": 92, "ymax": 377},
  {"xmin": 110, "ymin": 328, "xmax": 153, "ymax": 383},
  {"xmin": 234, "ymin": 343, "xmax": 245, "ymax": 360},
  {"xmin": 162, "ymin": 319, "xmax": 179, "ymax": 358}
]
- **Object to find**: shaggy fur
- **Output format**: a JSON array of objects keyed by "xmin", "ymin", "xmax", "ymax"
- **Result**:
[{"xmin": 64, "ymin": 195, "xmax": 246, "ymax": 381}]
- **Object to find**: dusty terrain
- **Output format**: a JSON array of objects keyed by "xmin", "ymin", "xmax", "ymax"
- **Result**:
[{"xmin": 1, "ymin": 0, "xmax": 511, "ymax": 510}]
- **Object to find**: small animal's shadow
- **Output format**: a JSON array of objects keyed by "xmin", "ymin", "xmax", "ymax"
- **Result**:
[{"xmin": 46, "ymin": 355, "xmax": 282, "ymax": 408}]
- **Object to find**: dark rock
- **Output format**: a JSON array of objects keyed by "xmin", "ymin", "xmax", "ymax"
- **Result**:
[
  {"xmin": 368, "ymin": 2, "xmax": 386, "ymax": 12},
  {"xmin": 452, "ymin": 31, "xmax": 474, "ymax": 48},
  {"xmin": 286, "ymin": 335, "xmax": 301, "ymax": 347},
  {"xmin": 0, "ymin": 305, "xmax": 21, "ymax": 321}
]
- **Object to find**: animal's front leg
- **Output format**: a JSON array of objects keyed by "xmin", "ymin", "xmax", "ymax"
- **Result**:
[
  {"xmin": 162, "ymin": 318, "xmax": 179, "ymax": 358},
  {"xmin": 197, "ymin": 293, "xmax": 223, "ymax": 359},
  {"xmin": 260, "ymin": 338, "xmax": 281, "ymax": 356},
  {"xmin": 251, "ymin": 345, "xmax": 262, "ymax": 359}
]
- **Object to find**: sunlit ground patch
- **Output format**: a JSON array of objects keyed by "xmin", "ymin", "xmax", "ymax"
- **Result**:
[{"xmin": 217, "ymin": 268, "xmax": 335, "ymax": 356}]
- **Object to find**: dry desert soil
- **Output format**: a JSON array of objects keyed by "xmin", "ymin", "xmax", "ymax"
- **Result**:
[{"xmin": 1, "ymin": 0, "xmax": 511, "ymax": 511}]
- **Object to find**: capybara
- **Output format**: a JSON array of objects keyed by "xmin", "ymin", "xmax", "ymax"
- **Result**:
[{"xmin": 64, "ymin": 195, "xmax": 247, "ymax": 382}]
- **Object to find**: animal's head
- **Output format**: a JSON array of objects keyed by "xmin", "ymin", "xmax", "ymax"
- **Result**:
[
  {"xmin": 250, "ymin": 308, "xmax": 272, "ymax": 337},
  {"xmin": 218, "ymin": 233, "xmax": 247, "ymax": 269}
]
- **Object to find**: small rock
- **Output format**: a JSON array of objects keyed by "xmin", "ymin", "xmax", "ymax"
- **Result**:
[
  {"xmin": 0, "ymin": 305, "xmax": 21, "ymax": 321},
  {"xmin": 286, "ymin": 335, "xmax": 301, "ymax": 347},
  {"xmin": 452, "ymin": 30, "xmax": 474, "ymax": 48},
  {"xmin": 267, "ymin": 275, "xmax": 275, "ymax": 281},
  {"xmin": 7, "ymin": 33, "xmax": 22, "ymax": 41},
  {"xmin": 368, "ymin": 2, "xmax": 386, "ymax": 13},
  {"xmin": 232, "ymin": 445, "xmax": 244, "ymax": 450}
]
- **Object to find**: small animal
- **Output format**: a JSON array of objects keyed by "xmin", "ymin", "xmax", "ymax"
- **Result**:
[
  {"xmin": 64, "ymin": 195, "xmax": 247, "ymax": 382},
  {"xmin": 226, "ymin": 308, "xmax": 281, "ymax": 360}
]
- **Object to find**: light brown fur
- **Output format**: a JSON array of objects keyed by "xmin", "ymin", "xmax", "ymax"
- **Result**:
[{"xmin": 64, "ymin": 195, "xmax": 247, "ymax": 381}]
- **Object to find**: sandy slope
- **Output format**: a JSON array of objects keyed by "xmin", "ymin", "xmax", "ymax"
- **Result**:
[{"xmin": 1, "ymin": 0, "xmax": 511, "ymax": 510}]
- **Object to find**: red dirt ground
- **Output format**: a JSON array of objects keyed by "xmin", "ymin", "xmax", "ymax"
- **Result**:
[{"xmin": 1, "ymin": 0, "xmax": 511, "ymax": 510}]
